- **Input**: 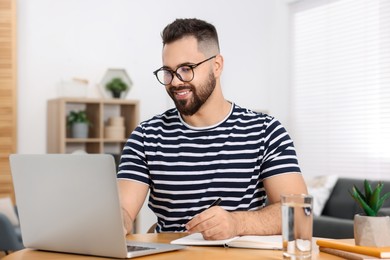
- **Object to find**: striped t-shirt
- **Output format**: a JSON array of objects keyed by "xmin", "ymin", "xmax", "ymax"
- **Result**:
[{"xmin": 117, "ymin": 103, "xmax": 300, "ymax": 232}]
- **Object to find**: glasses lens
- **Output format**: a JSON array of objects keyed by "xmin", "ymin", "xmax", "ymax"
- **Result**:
[
  {"xmin": 176, "ymin": 66, "xmax": 194, "ymax": 82},
  {"xmin": 156, "ymin": 69, "xmax": 173, "ymax": 85},
  {"xmin": 155, "ymin": 65, "xmax": 195, "ymax": 85}
]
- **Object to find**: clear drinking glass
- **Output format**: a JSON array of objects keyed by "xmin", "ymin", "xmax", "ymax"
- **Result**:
[{"xmin": 281, "ymin": 194, "xmax": 313, "ymax": 259}]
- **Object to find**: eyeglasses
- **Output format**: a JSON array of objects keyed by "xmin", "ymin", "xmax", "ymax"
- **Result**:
[{"xmin": 153, "ymin": 55, "xmax": 216, "ymax": 86}]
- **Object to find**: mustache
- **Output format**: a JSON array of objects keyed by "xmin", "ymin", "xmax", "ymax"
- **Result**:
[{"xmin": 169, "ymin": 85, "xmax": 192, "ymax": 91}]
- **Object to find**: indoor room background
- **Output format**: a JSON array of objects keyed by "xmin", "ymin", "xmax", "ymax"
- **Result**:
[
  {"xmin": 17, "ymin": 0, "xmax": 292, "ymax": 233},
  {"xmin": 15, "ymin": 0, "xmax": 390, "ymax": 232},
  {"xmin": 18, "ymin": 0, "xmax": 291, "ymax": 154}
]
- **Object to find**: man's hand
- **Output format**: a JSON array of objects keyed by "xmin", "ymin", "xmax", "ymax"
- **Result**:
[
  {"xmin": 184, "ymin": 173, "xmax": 308, "ymax": 239},
  {"xmin": 185, "ymin": 206, "xmax": 240, "ymax": 240}
]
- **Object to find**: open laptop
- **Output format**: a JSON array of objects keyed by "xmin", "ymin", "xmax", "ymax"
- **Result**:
[{"xmin": 9, "ymin": 154, "xmax": 185, "ymax": 258}]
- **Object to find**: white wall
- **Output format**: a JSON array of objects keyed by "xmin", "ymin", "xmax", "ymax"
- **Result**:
[
  {"xmin": 17, "ymin": 0, "xmax": 292, "ymax": 153},
  {"xmin": 17, "ymin": 0, "xmax": 291, "ymax": 233}
]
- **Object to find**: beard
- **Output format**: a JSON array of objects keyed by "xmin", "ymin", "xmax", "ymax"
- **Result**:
[{"xmin": 168, "ymin": 71, "xmax": 216, "ymax": 116}]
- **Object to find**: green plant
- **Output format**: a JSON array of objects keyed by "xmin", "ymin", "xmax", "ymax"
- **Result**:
[
  {"xmin": 66, "ymin": 110, "xmax": 90, "ymax": 126},
  {"xmin": 350, "ymin": 179, "xmax": 390, "ymax": 216},
  {"xmin": 106, "ymin": 77, "xmax": 128, "ymax": 96}
]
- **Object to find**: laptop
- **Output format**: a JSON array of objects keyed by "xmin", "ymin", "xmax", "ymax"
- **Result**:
[{"xmin": 9, "ymin": 154, "xmax": 185, "ymax": 258}]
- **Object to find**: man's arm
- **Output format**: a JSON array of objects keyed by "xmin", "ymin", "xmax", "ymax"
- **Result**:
[
  {"xmin": 185, "ymin": 172, "xmax": 307, "ymax": 240},
  {"xmin": 118, "ymin": 179, "xmax": 149, "ymax": 234}
]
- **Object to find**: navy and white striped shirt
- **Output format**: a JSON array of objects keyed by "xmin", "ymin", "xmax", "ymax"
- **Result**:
[{"xmin": 117, "ymin": 103, "xmax": 300, "ymax": 232}]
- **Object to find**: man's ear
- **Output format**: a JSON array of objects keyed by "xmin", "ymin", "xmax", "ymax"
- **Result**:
[{"xmin": 213, "ymin": 54, "xmax": 224, "ymax": 77}]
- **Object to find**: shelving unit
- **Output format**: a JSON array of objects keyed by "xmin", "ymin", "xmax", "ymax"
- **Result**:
[{"xmin": 47, "ymin": 98, "xmax": 139, "ymax": 156}]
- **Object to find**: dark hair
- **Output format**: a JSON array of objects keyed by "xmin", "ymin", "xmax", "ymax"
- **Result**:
[{"xmin": 161, "ymin": 18, "xmax": 220, "ymax": 54}]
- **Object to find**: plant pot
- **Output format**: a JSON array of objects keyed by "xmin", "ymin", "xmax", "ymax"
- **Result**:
[
  {"xmin": 354, "ymin": 214, "xmax": 390, "ymax": 247},
  {"xmin": 71, "ymin": 123, "xmax": 89, "ymax": 138},
  {"xmin": 111, "ymin": 90, "xmax": 122, "ymax": 98}
]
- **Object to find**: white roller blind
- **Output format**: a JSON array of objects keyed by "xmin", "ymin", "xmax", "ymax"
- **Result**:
[{"xmin": 290, "ymin": 0, "xmax": 390, "ymax": 180}]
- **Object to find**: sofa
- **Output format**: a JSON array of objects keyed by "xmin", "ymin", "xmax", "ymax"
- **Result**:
[{"xmin": 312, "ymin": 177, "xmax": 390, "ymax": 239}]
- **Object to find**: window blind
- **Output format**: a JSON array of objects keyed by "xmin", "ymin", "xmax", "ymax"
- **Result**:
[{"xmin": 290, "ymin": 0, "xmax": 390, "ymax": 180}]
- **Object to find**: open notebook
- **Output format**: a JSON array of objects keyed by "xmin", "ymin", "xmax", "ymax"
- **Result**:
[
  {"xmin": 10, "ymin": 154, "xmax": 185, "ymax": 258},
  {"xmin": 171, "ymin": 233, "xmax": 282, "ymax": 250}
]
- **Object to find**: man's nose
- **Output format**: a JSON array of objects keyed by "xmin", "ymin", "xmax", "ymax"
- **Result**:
[{"xmin": 170, "ymin": 72, "xmax": 184, "ymax": 86}]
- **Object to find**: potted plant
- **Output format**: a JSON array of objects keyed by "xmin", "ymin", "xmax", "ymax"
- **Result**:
[
  {"xmin": 350, "ymin": 180, "xmax": 390, "ymax": 247},
  {"xmin": 105, "ymin": 77, "xmax": 128, "ymax": 98},
  {"xmin": 66, "ymin": 110, "xmax": 91, "ymax": 138}
]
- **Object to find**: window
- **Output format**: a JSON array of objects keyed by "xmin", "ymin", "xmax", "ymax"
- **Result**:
[{"xmin": 290, "ymin": 0, "xmax": 390, "ymax": 179}]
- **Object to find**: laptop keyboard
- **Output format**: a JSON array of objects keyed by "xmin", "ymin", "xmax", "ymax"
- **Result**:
[{"xmin": 127, "ymin": 245, "xmax": 155, "ymax": 252}]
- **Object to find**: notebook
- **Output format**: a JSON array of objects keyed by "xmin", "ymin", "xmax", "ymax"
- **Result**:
[
  {"xmin": 171, "ymin": 233, "xmax": 282, "ymax": 249},
  {"xmin": 9, "ymin": 154, "xmax": 185, "ymax": 258}
]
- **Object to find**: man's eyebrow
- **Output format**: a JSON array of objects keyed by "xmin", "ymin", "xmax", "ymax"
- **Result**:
[
  {"xmin": 162, "ymin": 62, "xmax": 196, "ymax": 71},
  {"xmin": 177, "ymin": 61, "xmax": 195, "ymax": 67}
]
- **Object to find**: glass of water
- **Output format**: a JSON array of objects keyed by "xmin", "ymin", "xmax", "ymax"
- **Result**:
[{"xmin": 281, "ymin": 194, "xmax": 313, "ymax": 259}]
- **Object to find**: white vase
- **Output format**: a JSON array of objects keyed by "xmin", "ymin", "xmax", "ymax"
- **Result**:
[
  {"xmin": 71, "ymin": 123, "xmax": 89, "ymax": 138},
  {"xmin": 354, "ymin": 214, "xmax": 390, "ymax": 247}
]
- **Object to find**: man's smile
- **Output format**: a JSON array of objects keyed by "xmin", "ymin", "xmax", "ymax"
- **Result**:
[{"xmin": 171, "ymin": 87, "xmax": 193, "ymax": 100}]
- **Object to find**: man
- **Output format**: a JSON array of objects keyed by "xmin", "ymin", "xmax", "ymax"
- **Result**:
[{"xmin": 117, "ymin": 18, "xmax": 307, "ymax": 240}]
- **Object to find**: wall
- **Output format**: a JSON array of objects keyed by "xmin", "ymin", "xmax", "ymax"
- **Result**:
[
  {"xmin": 17, "ymin": 0, "xmax": 291, "ymax": 233},
  {"xmin": 17, "ymin": 0, "xmax": 292, "ymax": 153}
]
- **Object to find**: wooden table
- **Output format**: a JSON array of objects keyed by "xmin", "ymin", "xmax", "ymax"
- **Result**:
[{"xmin": 3, "ymin": 233, "xmax": 343, "ymax": 259}]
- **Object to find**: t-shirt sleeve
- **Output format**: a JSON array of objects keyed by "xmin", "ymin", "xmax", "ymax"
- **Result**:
[
  {"xmin": 117, "ymin": 124, "xmax": 150, "ymax": 185},
  {"xmin": 260, "ymin": 117, "xmax": 301, "ymax": 179}
]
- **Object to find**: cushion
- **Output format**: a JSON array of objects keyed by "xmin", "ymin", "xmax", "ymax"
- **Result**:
[
  {"xmin": 0, "ymin": 196, "xmax": 19, "ymax": 226},
  {"xmin": 305, "ymin": 175, "xmax": 338, "ymax": 216}
]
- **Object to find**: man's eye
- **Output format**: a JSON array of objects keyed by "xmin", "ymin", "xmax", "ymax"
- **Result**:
[
  {"xmin": 162, "ymin": 70, "xmax": 173, "ymax": 76},
  {"xmin": 178, "ymin": 66, "xmax": 192, "ymax": 74}
]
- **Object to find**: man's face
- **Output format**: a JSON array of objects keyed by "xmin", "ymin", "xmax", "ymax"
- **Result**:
[{"xmin": 162, "ymin": 37, "xmax": 216, "ymax": 116}]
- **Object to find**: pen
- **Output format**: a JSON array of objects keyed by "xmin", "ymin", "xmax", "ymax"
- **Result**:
[{"xmin": 208, "ymin": 198, "xmax": 222, "ymax": 209}]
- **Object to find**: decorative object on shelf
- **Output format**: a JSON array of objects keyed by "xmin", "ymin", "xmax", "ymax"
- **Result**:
[
  {"xmin": 106, "ymin": 78, "xmax": 128, "ymax": 98},
  {"xmin": 58, "ymin": 78, "xmax": 89, "ymax": 98},
  {"xmin": 66, "ymin": 110, "xmax": 90, "ymax": 138},
  {"xmin": 105, "ymin": 116, "xmax": 125, "ymax": 139},
  {"xmin": 100, "ymin": 68, "xmax": 133, "ymax": 99},
  {"xmin": 350, "ymin": 179, "xmax": 390, "ymax": 247}
]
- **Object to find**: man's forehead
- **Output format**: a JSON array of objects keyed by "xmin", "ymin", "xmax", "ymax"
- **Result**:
[{"xmin": 162, "ymin": 38, "xmax": 204, "ymax": 68}]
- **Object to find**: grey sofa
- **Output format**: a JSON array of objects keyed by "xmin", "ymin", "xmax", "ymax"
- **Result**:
[{"xmin": 313, "ymin": 178, "xmax": 390, "ymax": 239}]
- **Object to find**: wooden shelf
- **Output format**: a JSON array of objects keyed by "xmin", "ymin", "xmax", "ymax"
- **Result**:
[
  {"xmin": 103, "ymin": 139, "xmax": 128, "ymax": 143},
  {"xmin": 47, "ymin": 97, "xmax": 139, "ymax": 154}
]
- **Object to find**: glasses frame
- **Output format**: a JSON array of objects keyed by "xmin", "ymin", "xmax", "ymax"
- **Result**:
[{"xmin": 153, "ymin": 55, "xmax": 217, "ymax": 86}]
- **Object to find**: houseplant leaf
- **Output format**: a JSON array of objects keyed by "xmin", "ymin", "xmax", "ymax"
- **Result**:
[
  {"xmin": 350, "ymin": 180, "xmax": 390, "ymax": 217},
  {"xmin": 378, "ymin": 192, "xmax": 390, "ymax": 214},
  {"xmin": 106, "ymin": 77, "xmax": 128, "ymax": 98},
  {"xmin": 67, "ymin": 110, "xmax": 90, "ymax": 126},
  {"xmin": 363, "ymin": 179, "xmax": 372, "ymax": 202},
  {"xmin": 369, "ymin": 183, "xmax": 383, "ymax": 214},
  {"xmin": 350, "ymin": 185, "xmax": 376, "ymax": 216}
]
